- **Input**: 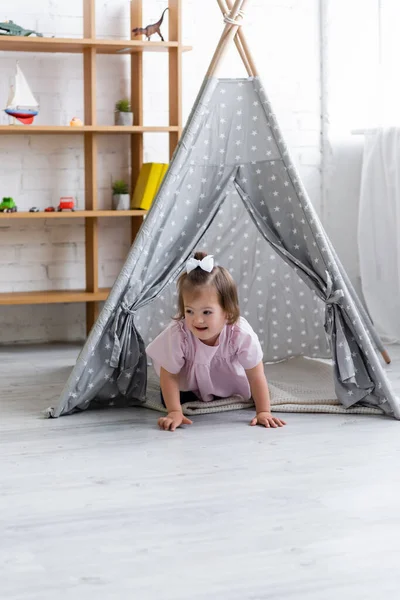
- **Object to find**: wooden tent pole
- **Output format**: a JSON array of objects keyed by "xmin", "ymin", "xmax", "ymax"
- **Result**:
[
  {"xmin": 216, "ymin": 0, "xmax": 253, "ymax": 76},
  {"xmin": 223, "ymin": 0, "xmax": 260, "ymax": 77},
  {"xmin": 206, "ymin": 0, "xmax": 249, "ymax": 78}
]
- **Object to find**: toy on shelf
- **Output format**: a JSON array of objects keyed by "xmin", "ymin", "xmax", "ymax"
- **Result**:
[
  {"xmin": 4, "ymin": 62, "xmax": 39, "ymax": 125},
  {"xmin": 0, "ymin": 197, "xmax": 17, "ymax": 212},
  {"xmin": 69, "ymin": 116, "xmax": 83, "ymax": 127},
  {"xmin": 29, "ymin": 207, "xmax": 39, "ymax": 212},
  {"xmin": 114, "ymin": 99, "xmax": 133, "ymax": 126},
  {"xmin": 132, "ymin": 7, "xmax": 168, "ymax": 41},
  {"xmin": 57, "ymin": 197, "xmax": 75, "ymax": 212},
  {"xmin": 44, "ymin": 206, "xmax": 55, "ymax": 212},
  {"xmin": 112, "ymin": 180, "xmax": 130, "ymax": 210},
  {"xmin": 0, "ymin": 20, "xmax": 43, "ymax": 37}
]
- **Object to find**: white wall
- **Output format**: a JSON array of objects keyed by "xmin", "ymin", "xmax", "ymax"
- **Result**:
[
  {"xmin": 322, "ymin": 0, "xmax": 380, "ymax": 298},
  {"xmin": 0, "ymin": 0, "xmax": 322, "ymax": 344}
]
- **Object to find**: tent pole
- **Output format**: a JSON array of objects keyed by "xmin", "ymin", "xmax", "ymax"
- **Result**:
[
  {"xmin": 223, "ymin": 0, "xmax": 260, "ymax": 77},
  {"xmin": 206, "ymin": 0, "xmax": 248, "ymax": 78},
  {"xmin": 216, "ymin": 0, "xmax": 253, "ymax": 76}
]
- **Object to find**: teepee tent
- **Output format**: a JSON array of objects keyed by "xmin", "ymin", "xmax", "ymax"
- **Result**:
[{"xmin": 48, "ymin": 0, "xmax": 400, "ymax": 419}]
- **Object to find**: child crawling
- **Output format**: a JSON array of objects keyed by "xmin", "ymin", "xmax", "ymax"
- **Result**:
[{"xmin": 146, "ymin": 252, "xmax": 286, "ymax": 431}]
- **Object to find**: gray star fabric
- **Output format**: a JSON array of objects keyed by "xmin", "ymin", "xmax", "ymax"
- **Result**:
[{"xmin": 48, "ymin": 76, "xmax": 400, "ymax": 419}]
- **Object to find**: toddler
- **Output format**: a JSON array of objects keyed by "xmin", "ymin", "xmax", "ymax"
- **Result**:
[{"xmin": 146, "ymin": 251, "xmax": 286, "ymax": 431}]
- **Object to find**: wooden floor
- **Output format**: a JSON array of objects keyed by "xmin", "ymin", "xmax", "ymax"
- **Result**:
[{"xmin": 1, "ymin": 343, "xmax": 400, "ymax": 600}]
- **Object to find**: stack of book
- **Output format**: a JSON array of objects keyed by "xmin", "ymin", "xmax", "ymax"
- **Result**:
[{"xmin": 131, "ymin": 163, "xmax": 169, "ymax": 210}]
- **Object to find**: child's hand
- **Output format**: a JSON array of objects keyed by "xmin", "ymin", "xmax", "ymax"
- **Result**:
[
  {"xmin": 250, "ymin": 411, "xmax": 286, "ymax": 428},
  {"xmin": 158, "ymin": 411, "xmax": 193, "ymax": 432}
]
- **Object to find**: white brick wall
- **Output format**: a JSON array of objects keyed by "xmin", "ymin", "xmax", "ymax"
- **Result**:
[{"xmin": 0, "ymin": 0, "xmax": 322, "ymax": 344}]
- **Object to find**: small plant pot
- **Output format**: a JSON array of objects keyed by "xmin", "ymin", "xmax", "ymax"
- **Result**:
[
  {"xmin": 114, "ymin": 111, "xmax": 134, "ymax": 126},
  {"xmin": 112, "ymin": 193, "xmax": 130, "ymax": 210}
]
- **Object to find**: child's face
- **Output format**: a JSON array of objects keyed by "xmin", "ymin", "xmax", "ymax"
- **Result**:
[{"xmin": 182, "ymin": 286, "xmax": 227, "ymax": 346}]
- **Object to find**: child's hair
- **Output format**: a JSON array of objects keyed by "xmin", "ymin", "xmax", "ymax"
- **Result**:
[{"xmin": 176, "ymin": 251, "xmax": 240, "ymax": 325}]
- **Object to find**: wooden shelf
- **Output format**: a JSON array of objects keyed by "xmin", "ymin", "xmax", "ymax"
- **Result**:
[
  {"xmin": 0, "ymin": 36, "xmax": 191, "ymax": 54},
  {"xmin": 0, "ymin": 125, "xmax": 179, "ymax": 134},
  {"xmin": 0, "ymin": 210, "xmax": 147, "ymax": 219},
  {"xmin": 0, "ymin": 0, "xmax": 185, "ymax": 334},
  {"xmin": 0, "ymin": 289, "xmax": 111, "ymax": 306}
]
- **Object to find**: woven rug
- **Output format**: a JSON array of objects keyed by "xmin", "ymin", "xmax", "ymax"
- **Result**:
[{"xmin": 143, "ymin": 357, "xmax": 383, "ymax": 416}]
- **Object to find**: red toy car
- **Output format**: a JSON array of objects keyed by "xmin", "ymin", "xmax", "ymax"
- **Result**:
[
  {"xmin": 45, "ymin": 206, "xmax": 55, "ymax": 212},
  {"xmin": 57, "ymin": 197, "xmax": 75, "ymax": 212}
]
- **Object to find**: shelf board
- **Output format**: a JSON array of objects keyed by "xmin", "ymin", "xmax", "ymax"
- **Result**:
[
  {"xmin": 0, "ymin": 36, "xmax": 192, "ymax": 54},
  {"xmin": 0, "ymin": 288, "xmax": 111, "ymax": 305},
  {"xmin": 0, "ymin": 210, "xmax": 147, "ymax": 219},
  {"xmin": 0, "ymin": 125, "xmax": 179, "ymax": 135}
]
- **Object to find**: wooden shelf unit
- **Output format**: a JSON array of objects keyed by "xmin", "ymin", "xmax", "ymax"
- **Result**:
[
  {"xmin": 0, "ymin": 0, "xmax": 185, "ymax": 335},
  {"xmin": 0, "ymin": 36, "xmax": 191, "ymax": 54},
  {"xmin": 0, "ymin": 289, "xmax": 111, "ymax": 306},
  {"xmin": 0, "ymin": 125, "xmax": 180, "ymax": 134},
  {"xmin": 0, "ymin": 210, "xmax": 147, "ymax": 219}
]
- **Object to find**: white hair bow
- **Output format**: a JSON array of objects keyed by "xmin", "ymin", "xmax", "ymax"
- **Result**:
[{"xmin": 186, "ymin": 255, "xmax": 214, "ymax": 274}]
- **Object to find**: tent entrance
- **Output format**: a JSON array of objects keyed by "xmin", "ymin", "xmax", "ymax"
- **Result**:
[{"xmin": 135, "ymin": 183, "xmax": 330, "ymax": 364}]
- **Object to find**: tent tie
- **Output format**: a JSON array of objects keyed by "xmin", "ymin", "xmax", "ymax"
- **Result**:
[
  {"xmin": 325, "ymin": 271, "xmax": 344, "ymax": 306},
  {"xmin": 325, "ymin": 289, "xmax": 344, "ymax": 306},
  {"xmin": 224, "ymin": 9, "xmax": 245, "ymax": 26},
  {"xmin": 324, "ymin": 272, "xmax": 344, "ymax": 335},
  {"xmin": 121, "ymin": 302, "xmax": 136, "ymax": 316},
  {"xmin": 109, "ymin": 303, "xmax": 136, "ymax": 368}
]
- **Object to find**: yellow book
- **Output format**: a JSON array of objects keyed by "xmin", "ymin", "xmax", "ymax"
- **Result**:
[{"xmin": 131, "ymin": 162, "xmax": 168, "ymax": 210}]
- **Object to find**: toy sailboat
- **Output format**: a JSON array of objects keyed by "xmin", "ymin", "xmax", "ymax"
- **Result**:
[{"xmin": 4, "ymin": 63, "xmax": 39, "ymax": 125}]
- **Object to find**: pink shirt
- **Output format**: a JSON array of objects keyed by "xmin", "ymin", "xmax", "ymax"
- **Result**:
[{"xmin": 146, "ymin": 317, "xmax": 263, "ymax": 402}]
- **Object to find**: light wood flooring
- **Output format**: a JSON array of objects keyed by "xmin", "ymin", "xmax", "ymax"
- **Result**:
[{"xmin": 1, "ymin": 343, "xmax": 400, "ymax": 600}]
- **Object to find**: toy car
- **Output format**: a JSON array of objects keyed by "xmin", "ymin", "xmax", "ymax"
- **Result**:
[
  {"xmin": 57, "ymin": 197, "xmax": 75, "ymax": 212},
  {"xmin": 0, "ymin": 197, "xmax": 17, "ymax": 213},
  {"xmin": 29, "ymin": 207, "xmax": 40, "ymax": 212},
  {"xmin": 44, "ymin": 206, "xmax": 55, "ymax": 212}
]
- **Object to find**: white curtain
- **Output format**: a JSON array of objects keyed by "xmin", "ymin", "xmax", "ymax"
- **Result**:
[{"xmin": 358, "ymin": 128, "xmax": 400, "ymax": 343}]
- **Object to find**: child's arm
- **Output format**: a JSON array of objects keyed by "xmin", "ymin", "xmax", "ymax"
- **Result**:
[
  {"xmin": 160, "ymin": 367, "xmax": 182, "ymax": 413},
  {"xmin": 158, "ymin": 367, "xmax": 193, "ymax": 431},
  {"xmin": 245, "ymin": 362, "xmax": 286, "ymax": 428}
]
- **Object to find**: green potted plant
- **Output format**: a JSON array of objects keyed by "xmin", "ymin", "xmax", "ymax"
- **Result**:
[
  {"xmin": 114, "ymin": 98, "xmax": 134, "ymax": 126},
  {"xmin": 112, "ymin": 179, "xmax": 130, "ymax": 210}
]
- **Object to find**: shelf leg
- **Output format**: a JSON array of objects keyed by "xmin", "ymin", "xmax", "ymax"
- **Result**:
[
  {"xmin": 86, "ymin": 300, "xmax": 100, "ymax": 336},
  {"xmin": 169, "ymin": 0, "xmax": 183, "ymax": 158},
  {"xmin": 131, "ymin": 0, "xmax": 144, "ymax": 242},
  {"xmin": 130, "ymin": 214, "xmax": 145, "ymax": 245},
  {"xmin": 84, "ymin": 131, "xmax": 99, "ymax": 335}
]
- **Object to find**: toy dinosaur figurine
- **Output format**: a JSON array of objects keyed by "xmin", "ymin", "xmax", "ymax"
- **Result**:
[
  {"xmin": 0, "ymin": 20, "xmax": 43, "ymax": 37},
  {"xmin": 132, "ymin": 8, "xmax": 168, "ymax": 41}
]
